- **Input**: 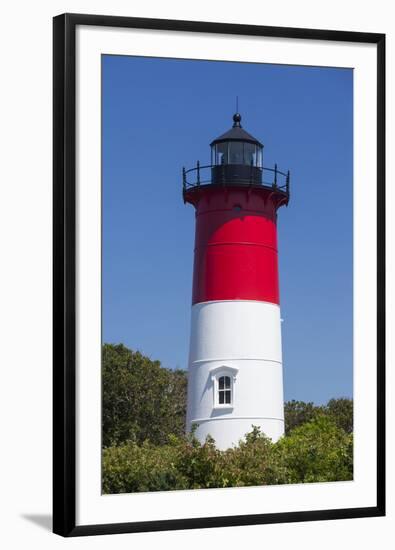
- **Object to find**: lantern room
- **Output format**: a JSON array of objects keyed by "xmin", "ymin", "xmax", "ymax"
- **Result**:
[
  {"xmin": 210, "ymin": 113, "xmax": 264, "ymax": 185},
  {"xmin": 182, "ymin": 112, "xmax": 290, "ymax": 207}
]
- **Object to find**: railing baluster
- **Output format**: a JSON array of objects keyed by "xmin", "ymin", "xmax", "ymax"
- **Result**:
[{"xmin": 182, "ymin": 163, "xmax": 290, "ymax": 198}]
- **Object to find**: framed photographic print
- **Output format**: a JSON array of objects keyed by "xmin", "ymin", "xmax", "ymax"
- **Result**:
[{"xmin": 53, "ymin": 13, "xmax": 385, "ymax": 537}]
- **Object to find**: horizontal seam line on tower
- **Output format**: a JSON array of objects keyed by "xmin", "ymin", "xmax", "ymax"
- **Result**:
[
  {"xmin": 194, "ymin": 242, "xmax": 278, "ymax": 252},
  {"xmin": 196, "ymin": 208, "xmax": 273, "ymax": 216},
  {"xmin": 191, "ymin": 299, "xmax": 280, "ymax": 306},
  {"xmin": 190, "ymin": 416, "xmax": 285, "ymax": 424},
  {"xmin": 190, "ymin": 358, "xmax": 282, "ymax": 365}
]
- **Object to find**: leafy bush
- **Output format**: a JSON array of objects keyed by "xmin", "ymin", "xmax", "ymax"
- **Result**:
[
  {"xmin": 102, "ymin": 344, "xmax": 187, "ymax": 447},
  {"xmin": 284, "ymin": 398, "xmax": 353, "ymax": 435},
  {"xmin": 101, "ymin": 343, "xmax": 353, "ymax": 494},
  {"xmin": 326, "ymin": 398, "xmax": 353, "ymax": 434},
  {"xmin": 221, "ymin": 427, "xmax": 276, "ymax": 487},
  {"xmin": 284, "ymin": 400, "xmax": 323, "ymax": 434},
  {"xmin": 102, "ymin": 440, "xmax": 189, "ymax": 493},
  {"xmin": 102, "ymin": 418, "xmax": 353, "ymax": 494},
  {"xmin": 272, "ymin": 415, "xmax": 353, "ymax": 484}
]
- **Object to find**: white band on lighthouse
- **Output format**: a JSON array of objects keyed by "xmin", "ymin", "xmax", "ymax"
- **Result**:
[{"xmin": 186, "ymin": 300, "xmax": 284, "ymax": 449}]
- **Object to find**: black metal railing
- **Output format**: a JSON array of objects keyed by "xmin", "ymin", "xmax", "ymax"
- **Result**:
[{"xmin": 182, "ymin": 162, "xmax": 290, "ymax": 201}]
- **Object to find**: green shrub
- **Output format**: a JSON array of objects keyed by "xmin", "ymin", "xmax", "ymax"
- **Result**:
[
  {"xmin": 102, "ymin": 344, "xmax": 187, "ymax": 448},
  {"xmin": 102, "ymin": 440, "xmax": 189, "ymax": 494},
  {"xmin": 102, "ymin": 419, "xmax": 353, "ymax": 494},
  {"xmin": 284, "ymin": 398, "xmax": 353, "ymax": 435},
  {"xmin": 272, "ymin": 415, "xmax": 353, "ymax": 484},
  {"xmin": 284, "ymin": 400, "xmax": 323, "ymax": 434},
  {"xmin": 221, "ymin": 427, "xmax": 276, "ymax": 487},
  {"xmin": 326, "ymin": 398, "xmax": 353, "ymax": 434},
  {"xmin": 101, "ymin": 343, "xmax": 353, "ymax": 494}
]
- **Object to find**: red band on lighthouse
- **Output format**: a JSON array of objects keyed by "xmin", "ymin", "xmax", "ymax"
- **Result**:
[{"xmin": 187, "ymin": 186, "xmax": 283, "ymax": 305}]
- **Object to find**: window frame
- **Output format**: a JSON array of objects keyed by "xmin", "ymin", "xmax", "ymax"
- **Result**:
[
  {"xmin": 210, "ymin": 365, "xmax": 239, "ymax": 410},
  {"xmin": 217, "ymin": 375, "xmax": 232, "ymax": 405},
  {"xmin": 211, "ymin": 141, "xmax": 263, "ymax": 167}
]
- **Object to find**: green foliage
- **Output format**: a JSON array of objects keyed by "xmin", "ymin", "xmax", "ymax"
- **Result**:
[
  {"xmin": 102, "ymin": 344, "xmax": 187, "ymax": 448},
  {"xmin": 102, "ymin": 440, "xmax": 189, "ymax": 493},
  {"xmin": 326, "ymin": 398, "xmax": 353, "ymax": 434},
  {"xmin": 102, "ymin": 418, "xmax": 353, "ymax": 494},
  {"xmin": 284, "ymin": 398, "xmax": 353, "ymax": 435},
  {"xmin": 272, "ymin": 415, "xmax": 353, "ymax": 484},
  {"xmin": 284, "ymin": 400, "xmax": 322, "ymax": 434},
  {"xmin": 221, "ymin": 427, "xmax": 276, "ymax": 487},
  {"xmin": 101, "ymin": 343, "xmax": 353, "ymax": 494}
]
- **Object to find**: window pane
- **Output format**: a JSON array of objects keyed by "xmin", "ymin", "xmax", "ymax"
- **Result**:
[
  {"xmin": 256, "ymin": 147, "xmax": 263, "ymax": 168},
  {"xmin": 229, "ymin": 142, "xmax": 244, "ymax": 164},
  {"xmin": 219, "ymin": 391, "xmax": 224, "ymax": 404},
  {"xmin": 225, "ymin": 376, "xmax": 231, "ymax": 389},
  {"xmin": 225, "ymin": 390, "xmax": 231, "ymax": 404},
  {"xmin": 219, "ymin": 376, "xmax": 224, "ymax": 390},
  {"xmin": 214, "ymin": 143, "xmax": 228, "ymax": 165},
  {"xmin": 244, "ymin": 143, "xmax": 255, "ymax": 166}
]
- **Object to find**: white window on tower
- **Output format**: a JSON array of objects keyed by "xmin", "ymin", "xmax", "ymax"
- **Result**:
[
  {"xmin": 210, "ymin": 366, "xmax": 238, "ymax": 410},
  {"xmin": 218, "ymin": 375, "xmax": 232, "ymax": 405}
]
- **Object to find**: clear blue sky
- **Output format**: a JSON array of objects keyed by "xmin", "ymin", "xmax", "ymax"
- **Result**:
[{"xmin": 102, "ymin": 55, "xmax": 353, "ymax": 405}]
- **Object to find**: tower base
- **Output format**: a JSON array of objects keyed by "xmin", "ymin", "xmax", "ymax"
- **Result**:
[
  {"xmin": 186, "ymin": 300, "xmax": 285, "ymax": 450},
  {"xmin": 190, "ymin": 417, "xmax": 284, "ymax": 451}
]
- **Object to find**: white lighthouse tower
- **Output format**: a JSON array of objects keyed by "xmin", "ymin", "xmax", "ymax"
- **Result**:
[{"xmin": 182, "ymin": 113, "xmax": 290, "ymax": 450}]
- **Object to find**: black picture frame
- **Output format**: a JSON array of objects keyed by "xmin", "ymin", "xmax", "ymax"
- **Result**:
[{"xmin": 53, "ymin": 13, "xmax": 386, "ymax": 537}]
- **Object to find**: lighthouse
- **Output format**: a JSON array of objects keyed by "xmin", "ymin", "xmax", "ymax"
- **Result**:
[{"xmin": 183, "ymin": 113, "xmax": 290, "ymax": 450}]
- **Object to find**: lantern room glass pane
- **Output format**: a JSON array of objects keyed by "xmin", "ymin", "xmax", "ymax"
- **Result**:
[
  {"xmin": 212, "ymin": 141, "xmax": 263, "ymax": 169},
  {"xmin": 244, "ymin": 143, "xmax": 256, "ymax": 166},
  {"xmin": 256, "ymin": 147, "xmax": 263, "ymax": 168},
  {"xmin": 213, "ymin": 143, "xmax": 228, "ymax": 165},
  {"xmin": 228, "ymin": 141, "xmax": 244, "ymax": 164}
]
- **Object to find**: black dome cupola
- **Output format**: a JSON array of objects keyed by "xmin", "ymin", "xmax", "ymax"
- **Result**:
[{"xmin": 210, "ymin": 113, "xmax": 264, "ymax": 185}]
